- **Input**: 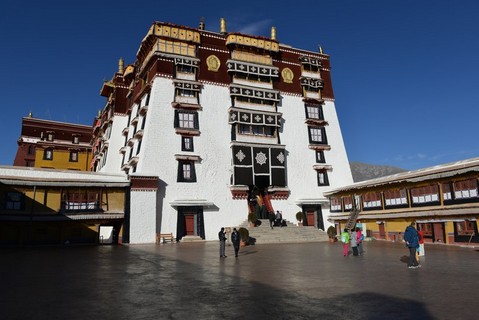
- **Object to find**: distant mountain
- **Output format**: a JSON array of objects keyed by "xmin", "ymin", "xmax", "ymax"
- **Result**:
[{"xmin": 350, "ymin": 162, "xmax": 407, "ymax": 182}]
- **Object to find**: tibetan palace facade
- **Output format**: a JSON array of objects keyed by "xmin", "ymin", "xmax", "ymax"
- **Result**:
[
  {"xmin": 325, "ymin": 158, "xmax": 479, "ymax": 245},
  {"xmin": 92, "ymin": 19, "xmax": 353, "ymax": 243}
]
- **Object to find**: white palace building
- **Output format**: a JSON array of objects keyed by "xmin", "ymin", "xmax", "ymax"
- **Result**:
[{"xmin": 90, "ymin": 19, "xmax": 353, "ymax": 244}]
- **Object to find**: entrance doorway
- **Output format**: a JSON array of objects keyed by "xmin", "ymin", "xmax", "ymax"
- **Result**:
[
  {"xmin": 177, "ymin": 206, "xmax": 205, "ymax": 241},
  {"xmin": 184, "ymin": 214, "xmax": 196, "ymax": 236},
  {"xmin": 378, "ymin": 223, "xmax": 386, "ymax": 240},
  {"xmin": 98, "ymin": 223, "xmax": 120, "ymax": 245},
  {"xmin": 301, "ymin": 205, "xmax": 324, "ymax": 230},
  {"xmin": 432, "ymin": 222, "xmax": 445, "ymax": 243}
]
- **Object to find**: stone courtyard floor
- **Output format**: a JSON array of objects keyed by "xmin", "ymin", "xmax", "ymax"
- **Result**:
[{"xmin": 1, "ymin": 240, "xmax": 477, "ymax": 319}]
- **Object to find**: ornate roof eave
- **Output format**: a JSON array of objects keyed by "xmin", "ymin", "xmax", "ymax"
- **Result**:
[
  {"xmin": 100, "ymin": 81, "xmax": 114, "ymax": 97},
  {"xmin": 226, "ymin": 33, "xmax": 279, "ymax": 52},
  {"xmin": 305, "ymin": 119, "xmax": 328, "ymax": 126},
  {"xmin": 323, "ymin": 158, "xmax": 479, "ymax": 197},
  {"xmin": 171, "ymin": 102, "xmax": 202, "ymax": 110},
  {"xmin": 303, "ymin": 97, "xmax": 325, "ymax": 105}
]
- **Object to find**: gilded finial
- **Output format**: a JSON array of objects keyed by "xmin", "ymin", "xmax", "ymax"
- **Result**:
[
  {"xmin": 28, "ymin": 111, "xmax": 33, "ymax": 118},
  {"xmin": 199, "ymin": 17, "xmax": 205, "ymax": 30},
  {"xmin": 271, "ymin": 26, "xmax": 276, "ymax": 40},
  {"xmin": 319, "ymin": 46, "xmax": 323, "ymax": 54},
  {"xmin": 220, "ymin": 18, "xmax": 226, "ymax": 34},
  {"xmin": 118, "ymin": 58, "xmax": 124, "ymax": 74}
]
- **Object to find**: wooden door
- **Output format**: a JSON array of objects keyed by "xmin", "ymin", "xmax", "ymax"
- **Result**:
[
  {"xmin": 433, "ymin": 223, "xmax": 445, "ymax": 243},
  {"xmin": 379, "ymin": 223, "xmax": 386, "ymax": 240},
  {"xmin": 184, "ymin": 214, "xmax": 196, "ymax": 235},
  {"xmin": 306, "ymin": 210, "xmax": 315, "ymax": 227}
]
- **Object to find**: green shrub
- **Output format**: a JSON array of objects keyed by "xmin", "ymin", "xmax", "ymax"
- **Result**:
[
  {"xmin": 238, "ymin": 227, "xmax": 249, "ymax": 241},
  {"xmin": 296, "ymin": 211, "xmax": 304, "ymax": 222},
  {"xmin": 327, "ymin": 226, "xmax": 337, "ymax": 238}
]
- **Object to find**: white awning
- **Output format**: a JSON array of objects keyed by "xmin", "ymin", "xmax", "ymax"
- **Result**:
[
  {"xmin": 294, "ymin": 198, "xmax": 329, "ymax": 205},
  {"xmin": 169, "ymin": 199, "xmax": 215, "ymax": 207}
]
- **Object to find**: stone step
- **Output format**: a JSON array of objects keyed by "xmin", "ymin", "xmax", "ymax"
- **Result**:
[
  {"xmin": 180, "ymin": 235, "xmax": 203, "ymax": 242},
  {"xmin": 237, "ymin": 219, "xmax": 329, "ymax": 244}
]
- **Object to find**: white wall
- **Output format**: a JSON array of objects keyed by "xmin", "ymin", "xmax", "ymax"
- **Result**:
[
  {"xmin": 128, "ymin": 77, "xmax": 353, "ymax": 241},
  {"xmin": 129, "ymin": 189, "xmax": 158, "ymax": 244},
  {"xmin": 99, "ymin": 114, "xmax": 128, "ymax": 173}
]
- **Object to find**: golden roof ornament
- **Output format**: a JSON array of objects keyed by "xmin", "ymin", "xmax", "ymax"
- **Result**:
[
  {"xmin": 28, "ymin": 111, "xmax": 33, "ymax": 118},
  {"xmin": 220, "ymin": 18, "xmax": 226, "ymax": 34},
  {"xmin": 319, "ymin": 46, "xmax": 323, "ymax": 54},
  {"xmin": 118, "ymin": 58, "xmax": 124, "ymax": 74},
  {"xmin": 199, "ymin": 17, "xmax": 205, "ymax": 30},
  {"xmin": 271, "ymin": 26, "xmax": 276, "ymax": 40}
]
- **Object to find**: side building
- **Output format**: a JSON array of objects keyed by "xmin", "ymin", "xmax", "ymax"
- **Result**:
[
  {"xmin": 14, "ymin": 114, "xmax": 93, "ymax": 171},
  {"xmin": 92, "ymin": 19, "xmax": 353, "ymax": 243},
  {"xmin": 0, "ymin": 166, "xmax": 129, "ymax": 245},
  {"xmin": 325, "ymin": 158, "xmax": 479, "ymax": 245}
]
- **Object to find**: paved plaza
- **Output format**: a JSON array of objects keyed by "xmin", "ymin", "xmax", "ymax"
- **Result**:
[{"xmin": 1, "ymin": 240, "xmax": 477, "ymax": 320}]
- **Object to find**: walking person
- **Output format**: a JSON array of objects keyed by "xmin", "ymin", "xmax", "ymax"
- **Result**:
[
  {"xmin": 340, "ymin": 228, "xmax": 350, "ymax": 257},
  {"xmin": 418, "ymin": 227, "xmax": 425, "ymax": 257},
  {"xmin": 218, "ymin": 227, "xmax": 227, "ymax": 258},
  {"xmin": 268, "ymin": 211, "xmax": 275, "ymax": 229},
  {"xmin": 356, "ymin": 227, "xmax": 364, "ymax": 255},
  {"xmin": 350, "ymin": 228, "xmax": 358, "ymax": 256},
  {"xmin": 231, "ymin": 228, "xmax": 240, "ymax": 257},
  {"xmin": 404, "ymin": 222, "xmax": 420, "ymax": 269}
]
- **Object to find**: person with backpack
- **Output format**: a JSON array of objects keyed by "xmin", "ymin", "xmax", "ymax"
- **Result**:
[
  {"xmin": 404, "ymin": 222, "xmax": 420, "ymax": 269},
  {"xmin": 340, "ymin": 228, "xmax": 350, "ymax": 257},
  {"xmin": 356, "ymin": 227, "xmax": 364, "ymax": 255}
]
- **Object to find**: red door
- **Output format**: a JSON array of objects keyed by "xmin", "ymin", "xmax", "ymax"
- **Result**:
[
  {"xmin": 379, "ymin": 223, "xmax": 386, "ymax": 240},
  {"xmin": 306, "ymin": 210, "xmax": 315, "ymax": 227},
  {"xmin": 433, "ymin": 223, "xmax": 445, "ymax": 243},
  {"xmin": 184, "ymin": 214, "xmax": 196, "ymax": 235}
]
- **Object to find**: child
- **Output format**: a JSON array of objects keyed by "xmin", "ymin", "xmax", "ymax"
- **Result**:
[{"xmin": 340, "ymin": 228, "xmax": 350, "ymax": 257}]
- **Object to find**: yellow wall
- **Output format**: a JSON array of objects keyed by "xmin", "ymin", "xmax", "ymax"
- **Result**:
[
  {"xmin": 1, "ymin": 184, "xmax": 126, "ymax": 245},
  {"xmin": 35, "ymin": 149, "xmax": 91, "ymax": 171},
  {"xmin": 386, "ymin": 221, "xmax": 409, "ymax": 233},
  {"xmin": 0, "ymin": 185, "xmax": 126, "ymax": 214},
  {"xmin": 102, "ymin": 189, "xmax": 125, "ymax": 212}
]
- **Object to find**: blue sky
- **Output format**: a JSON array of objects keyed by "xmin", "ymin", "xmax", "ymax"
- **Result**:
[{"xmin": 1, "ymin": 0, "xmax": 478, "ymax": 170}]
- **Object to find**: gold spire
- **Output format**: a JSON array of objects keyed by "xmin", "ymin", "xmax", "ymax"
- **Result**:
[
  {"xmin": 199, "ymin": 17, "xmax": 205, "ymax": 30},
  {"xmin": 319, "ymin": 46, "xmax": 323, "ymax": 54},
  {"xmin": 118, "ymin": 58, "xmax": 124, "ymax": 74},
  {"xmin": 28, "ymin": 111, "xmax": 33, "ymax": 118},
  {"xmin": 271, "ymin": 26, "xmax": 276, "ymax": 40},
  {"xmin": 220, "ymin": 18, "xmax": 226, "ymax": 34}
]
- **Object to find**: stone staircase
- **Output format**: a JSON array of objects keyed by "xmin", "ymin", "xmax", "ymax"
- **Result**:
[{"xmin": 238, "ymin": 219, "xmax": 329, "ymax": 244}]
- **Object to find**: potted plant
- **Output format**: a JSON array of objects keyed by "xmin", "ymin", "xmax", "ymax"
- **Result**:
[
  {"xmin": 238, "ymin": 227, "xmax": 249, "ymax": 247},
  {"xmin": 248, "ymin": 212, "xmax": 257, "ymax": 227},
  {"xmin": 296, "ymin": 211, "xmax": 304, "ymax": 226},
  {"xmin": 327, "ymin": 226, "xmax": 337, "ymax": 242}
]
